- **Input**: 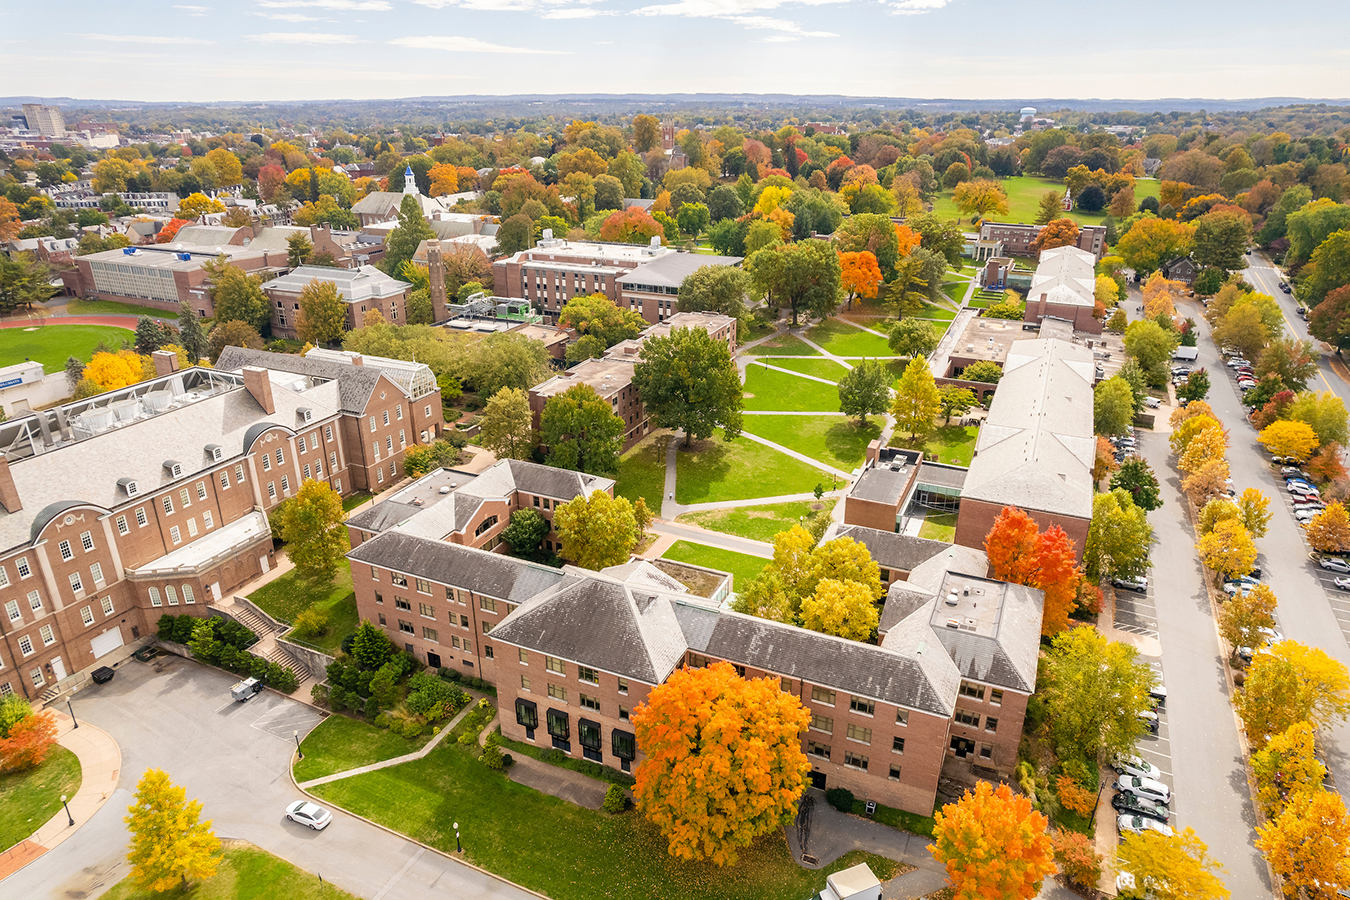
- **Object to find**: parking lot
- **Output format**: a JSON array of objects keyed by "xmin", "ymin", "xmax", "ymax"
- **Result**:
[{"xmin": 1112, "ymin": 582, "xmax": 1159, "ymax": 638}]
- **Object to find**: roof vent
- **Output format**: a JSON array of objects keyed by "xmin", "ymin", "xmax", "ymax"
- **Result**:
[
  {"xmin": 164, "ymin": 461, "xmax": 182, "ymax": 479},
  {"xmin": 298, "ymin": 407, "xmax": 313, "ymax": 423},
  {"xmin": 439, "ymin": 485, "xmax": 452, "ymax": 494},
  {"xmin": 206, "ymin": 444, "xmax": 223, "ymax": 462},
  {"xmin": 946, "ymin": 618, "xmax": 960, "ymax": 629},
  {"xmin": 945, "ymin": 592, "xmax": 959, "ymax": 606}
]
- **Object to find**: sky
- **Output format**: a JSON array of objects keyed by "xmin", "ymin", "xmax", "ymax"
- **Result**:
[{"xmin": 6, "ymin": 0, "xmax": 1350, "ymax": 103}]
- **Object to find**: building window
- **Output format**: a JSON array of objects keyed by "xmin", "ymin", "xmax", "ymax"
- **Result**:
[
  {"xmin": 262, "ymin": 455, "xmax": 271, "ymax": 471},
  {"xmin": 372, "ymin": 566, "xmax": 381, "ymax": 581},
  {"xmin": 985, "ymin": 717, "xmax": 999, "ymax": 733},
  {"xmin": 419, "ymin": 602, "xmax": 435, "ymax": 618},
  {"xmin": 166, "ymin": 585, "xmax": 178, "ymax": 605},
  {"xmin": 101, "ymin": 596, "xmax": 114, "ymax": 616},
  {"xmin": 5, "ymin": 601, "xmax": 18, "ymax": 622},
  {"xmin": 163, "ymin": 496, "xmax": 174, "ymax": 515},
  {"xmin": 415, "ymin": 578, "xmax": 431, "ymax": 594},
  {"xmin": 30, "ymin": 668, "xmax": 43, "ymax": 688},
  {"xmin": 267, "ymin": 482, "xmax": 276, "ymax": 500},
  {"xmin": 849, "ymin": 697, "xmax": 875, "ymax": 717},
  {"xmin": 325, "ymin": 425, "xmax": 333, "ymax": 442},
  {"xmin": 391, "ymin": 573, "xmax": 408, "ymax": 587},
  {"xmin": 220, "ymin": 472, "xmax": 230, "ymax": 491},
  {"xmin": 136, "ymin": 507, "xmax": 148, "ymax": 527},
  {"xmin": 844, "ymin": 751, "xmax": 868, "ymax": 772},
  {"xmin": 298, "ymin": 436, "xmax": 307, "ymax": 453},
  {"xmin": 0, "ymin": 567, "xmax": 8, "ymax": 589},
  {"xmin": 149, "ymin": 587, "xmax": 161, "ymax": 607},
  {"xmin": 545, "ymin": 656, "xmax": 565, "ymax": 675},
  {"xmin": 203, "ymin": 511, "xmax": 213, "ymax": 529},
  {"xmin": 811, "ymin": 686, "xmax": 836, "ymax": 706},
  {"xmin": 170, "ymin": 526, "xmax": 181, "ymax": 545},
  {"xmin": 889, "ymin": 765, "xmax": 901, "ymax": 781},
  {"xmin": 275, "ymin": 449, "xmax": 284, "ymax": 466},
  {"xmin": 580, "ymin": 694, "xmax": 600, "ymax": 711},
  {"xmin": 846, "ymin": 724, "xmax": 872, "ymax": 745},
  {"xmin": 807, "ymin": 740, "xmax": 831, "ymax": 760},
  {"xmin": 27, "ymin": 590, "xmax": 41, "ymax": 613},
  {"xmin": 423, "ymin": 626, "xmax": 438, "ymax": 642},
  {"xmin": 809, "ymin": 714, "xmax": 833, "ymax": 734},
  {"xmin": 378, "ymin": 614, "xmax": 386, "ymax": 626},
  {"xmin": 80, "ymin": 531, "xmax": 95, "ymax": 552},
  {"xmin": 38, "ymin": 625, "xmax": 53, "ymax": 647},
  {"xmin": 187, "ymin": 518, "xmax": 198, "ymax": 537},
  {"xmin": 396, "ymin": 406, "xmax": 403, "ymax": 421},
  {"xmin": 81, "ymin": 606, "xmax": 95, "ymax": 626},
  {"xmin": 281, "ymin": 476, "xmax": 290, "ymax": 494},
  {"xmin": 578, "ymin": 666, "xmax": 598, "ymax": 685},
  {"xmin": 116, "ymin": 515, "xmax": 129, "ymax": 535},
  {"xmin": 959, "ymin": 681, "xmax": 985, "ymax": 701},
  {"xmin": 990, "ymin": 689, "xmax": 1004, "ymax": 706},
  {"xmin": 370, "ymin": 416, "xmax": 377, "ymax": 432},
  {"xmin": 395, "ymin": 597, "xmax": 411, "ymax": 611},
  {"xmin": 183, "ymin": 584, "xmax": 195, "ymax": 604},
  {"xmin": 398, "ymin": 620, "xmax": 414, "ymax": 634},
  {"xmin": 892, "ymin": 736, "xmax": 906, "ymax": 754},
  {"xmin": 382, "ymin": 410, "xmax": 390, "ymax": 426},
  {"xmin": 479, "ymin": 596, "xmax": 498, "ymax": 614},
  {"xmin": 617, "ymin": 677, "xmax": 628, "ymax": 695},
  {"xmin": 18, "ymin": 636, "xmax": 34, "ymax": 656},
  {"xmin": 518, "ymin": 648, "xmax": 529, "ymax": 664},
  {"xmin": 955, "ymin": 709, "xmax": 980, "ymax": 728},
  {"xmin": 385, "ymin": 436, "xmax": 393, "ymax": 454},
  {"xmin": 69, "ymin": 572, "xmax": 84, "ymax": 594},
  {"xmin": 179, "ymin": 488, "xmax": 191, "ymax": 508},
  {"xmin": 195, "ymin": 482, "xmax": 207, "ymax": 501},
  {"xmin": 59, "ymin": 540, "xmax": 73, "ymax": 561},
  {"xmin": 16, "ymin": 558, "xmax": 30, "ymax": 579},
  {"xmin": 235, "ymin": 464, "xmax": 245, "ymax": 484},
  {"xmin": 979, "ymin": 744, "xmax": 994, "ymax": 761},
  {"xmin": 548, "ymin": 683, "xmax": 567, "ymax": 702},
  {"xmin": 481, "ymin": 620, "xmax": 492, "ymax": 635},
  {"xmin": 377, "ymin": 469, "xmax": 384, "ymax": 484},
  {"xmin": 896, "ymin": 709, "xmax": 909, "ymax": 727}
]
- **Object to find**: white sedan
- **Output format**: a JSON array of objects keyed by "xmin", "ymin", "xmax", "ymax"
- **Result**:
[
  {"xmin": 1119, "ymin": 814, "xmax": 1174, "ymax": 838},
  {"xmin": 1113, "ymin": 754, "xmax": 1163, "ymax": 781},
  {"xmin": 285, "ymin": 800, "xmax": 333, "ymax": 831}
]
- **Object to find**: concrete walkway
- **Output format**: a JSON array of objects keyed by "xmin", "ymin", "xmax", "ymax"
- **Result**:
[
  {"xmin": 651, "ymin": 521, "xmax": 776, "ymax": 558},
  {"xmin": 0, "ymin": 710, "xmax": 121, "ymax": 881}
]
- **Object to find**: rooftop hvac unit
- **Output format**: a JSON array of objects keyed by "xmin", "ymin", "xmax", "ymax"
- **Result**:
[
  {"xmin": 439, "ymin": 485, "xmax": 452, "ymax": 494},
  {"xmin": 143, "ymin": 392, "xmax": 171, "ymax": 412},
  {"xmin": 110, "ymin": 398, "xmax": 140, "ymax": 423},
  {"xmin": 122, "ymin": 247, "xmax": 138, "ymax": 255},
  {"xmin": 945, "ymin": 592, "xmax": 959, "ymax": 606},
  {"xmin": 177, "ymin": 252, "xmax": 191, "ymax": 261},
  {"xmin": 946, "ymin": 618, "xmax": 961, "ymax": 628},
  {"xmin": 84, "ymin": 407, "xmax": 114, "ymax": 434}
]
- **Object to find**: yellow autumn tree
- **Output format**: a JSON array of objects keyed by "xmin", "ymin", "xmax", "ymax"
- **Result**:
[
  {"xmin": 1251, "ymin": 721, "xmax": 1326, "ymax": 819},
  {"xmin": 427, "ymin": 163, "xmax": 459, "ymax": 196},
  {"xmin": 1196, "ymin": 519, "xmax": 1256, "ymax": 580},
  {"xmin": 1256, "ymin": 789, "xmax": 1350, "ymax": 899},
  {"xmin": 1305, "ymin": 501, "xmax": 1350, "ymax": 553},
  {"xmin": 1258, "ymin": 420, "xmax": 1320, "ymax": 462},
  {"xmin": 1116, "ymin": 829, "xmax": 1229, "ymax": 900},
  {"xmin": 632, "ymin": 661, "xmax": 810, "ymax": 866},
  {"xmin": 1169, "ymin": 400, "xmax": 1215, "ymax": 430},
  {"xmin": 800, "ymin": 579, "xmax": 879, "ymax": 642},
  {"xmin": 125, "ymin": 768, "xmax": 221, "ymax": 892},
  {"xmin": 1095, "ymin": 274, "xmax": 1120, "ymax": 307},
  {"xmin": 176, "ymin": 192, "xmax": 226, "ymax": 219},
  {"xmin": 84, "ymin": 349, "xmax": 145, "ymax": 391},
  {"xmin": 1178, "ymin": 425, "xmax": 1228, "ymax": 474},
  {"xmin": 930, "ymin": 781, "xmax": 1056, "ymax": 900},
  {"xmin": 1183, "ymin": 457, "xmax": 1230, "ymax": 502},
  {"xmin": 1169, "ymin": 414, "xmax": 1222, "ymax": 456},
  {"xmin": 1142, "ymin": 272, "xmax": 1184, "ymax": 320},
  {"xmin": 1238, "ymin": 641, "xmax": 1350, "ymax": 747}
]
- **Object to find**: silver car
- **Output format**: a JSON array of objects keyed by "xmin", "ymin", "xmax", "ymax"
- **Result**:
[
  {"xmin": 1116, "ymin": 775, "xmax": 1171, "ymax": 804},
  {"xmin": 1119, "ymin": 814, "xmax": 1174, "ymax": 838},
  {"xmin": 1113, "ymin": 753, "xmax": 1163, "ymax": 781}
]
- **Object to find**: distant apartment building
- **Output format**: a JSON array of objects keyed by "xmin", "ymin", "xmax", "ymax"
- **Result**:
[
  {"xmin": 22, "ymin": 104, "xmax": 65, "ymax": 138},
  {"xmin": 51, "ymin": 192, "xmax": 179, "ymax": 212},
  {"xmin": 978, "ymin": 222, "xmax": 1107, "ymax": 262}
]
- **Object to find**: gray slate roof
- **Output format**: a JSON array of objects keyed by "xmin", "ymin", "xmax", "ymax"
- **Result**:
[
  {"xmin": 346, "ymin": 531, "xmax": 566, "ymax": 604},
  {"xmin": 835, "ymin": 525, "xmax": 950, "ymax": 572},
  {"xmin": 926, "ymin": 577, "xmax": 1043, "ymax": 693},
  {"xmin": 215, "ymin": 347, "xmax": 385, "ymax": 414},
  {"xmin": 615, "ymin": 251, "xmax": 742, "ymax": 288},
  {"xmin": 878, "ymin": 582, "xmax": 936, "ymax": 635}
]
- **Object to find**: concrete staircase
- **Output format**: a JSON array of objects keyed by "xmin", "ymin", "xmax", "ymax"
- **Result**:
[{"xmin": 210, "ymin": 599, "xmax": 311, "ymax": 696}]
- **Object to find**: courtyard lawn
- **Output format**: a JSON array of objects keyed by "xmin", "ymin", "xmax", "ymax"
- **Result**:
[
  {"xmin": 743, "ymin": 334, "xmax": 818, "ymax": 356},
  {"xmin": 743, "ymin": 365, "xmax": 841, "ymax": 412},
  {"xmin": 804, "ymin": 319, "xmax": 892, "ymax": 357},
  {"xmin": 915, "ymin": 304, "xmax": 957, "ymax": 321},
  {"xmin": 662, "ymin": 540, "xmax": 770, "ymax": 588},
  {"xmin": 743, "ymin": 415, "xmax": 880, "ymax": 472},
  {"xmin": 311, "ymin": 740, "xmax": 901, "ymax": 900},
  {"xmin": 759, "ymin": 357, "xmax": 849, "ymax": 382},
  {"xmin": 677, "ymin": 499, "xmax": 837, "ymax": 543},
  {"xmin": 615, "ymin": 430, "xmax": 670, "ymax": 509},
  {"xmin": 927, "ymin": 174, "xmax": 1162, "ymax": 229},
  {"xmin": 918, "ymin": 512, "xmax": 957, "ymax": 543},
  {"xmin": 0, "ymin": 745, "xmax": 81, "ymax": 851},
  {"xmin": 891, "ymin": 424, "xmax": 980, "ymax": 467},
  {"xmin": 341, "ymin": 491, "xmax": 374, "ymax": 513},
  {"xmin": 941, "ymin": 282, "xmax": 967, "ymax": 306},
  {"xmin": 0, "ymin": 323, "xmax": 132, "ymax": 372},
  {"xmin": 251, "ymin": 560, "xmax": 357, "ymax": 653},
  {"xmin": 101, "ymin": 843, "xmax": 360, "ymax": 900},
  {"xmin": 292, "ymin": 713, "xmax": 432, "ymax": 782},
  {"xmin": 674, "ymin": 436, "xmax": 824, "ymax": 504},
  {"xmin": 63, "ymin": 299, "xmax": 180, "ymax": 320}
]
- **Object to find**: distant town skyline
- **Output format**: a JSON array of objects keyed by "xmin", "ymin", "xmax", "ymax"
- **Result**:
[{"xmin": 6, "ymin": 0, "xmax": 1348, "ymax": 103}]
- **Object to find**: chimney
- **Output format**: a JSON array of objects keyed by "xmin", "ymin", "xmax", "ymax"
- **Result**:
[
  {"xmin": 0, "ymin": 458, "xmax": 21, "ymax": 513},
  {"xmin": 242, "ymin": 366, "xmax": 275, "ymax": 414},
  {"xmin": 426, "ymin": 239, "xmax": 447, "ymax": 320},
  {"xmin": 350, "ymin": 354, "xmax": 364, "ymax": 366},
  {"xmin": 152, "ymin": 349, "xmax": 179, "ymax": 377}
]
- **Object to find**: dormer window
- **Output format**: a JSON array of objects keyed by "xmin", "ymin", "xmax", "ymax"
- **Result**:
[
  {"xmin": 118, "ymin": 478, "xmax": 139, "ymax": 497},
  {"xmin": 298, "ymin": 407, "xmax": 314, "ymax": 424},
  {"xmin": 205, "ymin": 444, "xmax": 223, "ymax": 462},
  {"xmin": 164, "ymin": 461, "xmax": 183, "ymax": 479}
]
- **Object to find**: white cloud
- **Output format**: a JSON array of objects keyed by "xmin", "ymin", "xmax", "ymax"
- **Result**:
[
  {"xmin": 76, "ymin": 33, "xmax": 215, "ymax": 44},
  {"xmin": 173, "ymin": 5, "xmax": 211, "ymax": 14},
  {"xmin": 255, "ymin": 0, "xmax": 390, "ymax": 10},
  {"xmin": 726, "ymin": 14, "xmax": 835, "ymax": 36},
  {"xmin": 413, "ymin": 0, "xmax": 604, "ymax": 9},
  {"xmin": 247, "ymin": 31, "xmax": 362, "ymax": 42},
  {"xmin": 389, "ymin": 35, "xmax": 569, "ymax": 54},
  {"xmin": 885, "ymin": 0, "xmax": 953, "ymax": 13},
  {"xmin": 251, "ymin": 12, "xmax": 331, "ymax": 20},
  {"xmin": 542, "ymin": 7, "xmax": 608, "ymax": 16},
  {"xmin": 634, "ymin": 0, "xmax": 845, "ymax": 16}
]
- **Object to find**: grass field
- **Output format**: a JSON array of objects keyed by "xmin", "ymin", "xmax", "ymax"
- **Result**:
[
  {"xmin": 341, "ymin": 491, "xmax": 373, "ymax": 513},
  {"xmin": 804, "ymin": 320, "xmax": 892, "ymax": 357},
  {"xmin": 677, "ymin": 499, "xmax": 836, "ymax": 543},
  {"xmin": 252, "ymin": 560, "xmax": 356, "ymax": 653},
  {"xmin": 614, "ymin": 430, "xmax": 669, "ymax": 509},
  {"xmin": 310, "ymin": 736, "xmax": 901, "ymax": 900},
  {"xmin": 64, "ymin": 299, "xmax": 180, "ymax": 320},
  {"xmin": 743, "ymin": 334, "xmax": 818, "ymax": 356},
  {"xmin": 759, "ymin": 357, "xmax": 849, "ymax": 382},
  {"xmin": 292, "ymin": 713, "xmax": 433, "ymax": 782},
  {"xmin": 743, "ymin": 415, "xmax": 880, "ymax": 471},
  {"xmin": 915, "ymin": 304, "xmax": 957, "ymax": 322},
  {"xmin": 101, "ymin": 843, "xmax": 360, "ymax": 900},
  {"xmin": 662, "ymin": 540, "xmax": 771, "ymax": 588},
  {"xmin": 918, "ymin": 512, "xmax": 957, "ymax": 543},
  {"xmin": 675, "ymin": 436, "xmax": 825, "ymax": 504},
  {"xmin": 892, "ymin": 424, "xmax": 980, "ymax": 466},
  {"xmin": 0, "ymin": 323, "xmax": 133, "ymax": 371},
  {"xmin": 0, "ymin": 745, "xmax": 81, "ymax": 851},
  {"xmin": 743, "ymin": 365, "xmax": 841, "ymax": 412},
  {"xmin": 941, "ymin": 282, "xmax": 967, "ymax": 306},
  {"xmin": 928, "ymin": 175, "xmax": 1162, "ymax": 229}
]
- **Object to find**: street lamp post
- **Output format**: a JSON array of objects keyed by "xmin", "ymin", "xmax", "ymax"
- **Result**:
[
  {"xmin": 66, "ymin": 698, "xmax": 78, "ymax": 729},
  {"xmin": 61, "ymin": 794, "xmax": 73, "ymax": 827},
  {"xmin": 293, "ymin": 730, "xmax": 303, "ymax": 760},
  {"xmin": 454, "ymin": 821, "xmax": 461, "ymax": 853}
]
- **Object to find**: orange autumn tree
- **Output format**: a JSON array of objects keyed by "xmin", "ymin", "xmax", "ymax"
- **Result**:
[
  {"xmin": 839, "ymin": 250, "xmax": 882, "ymax": 309},
  {"xmin": 894, "ymin": 223, "xmax": 921, "ymax": 257},
  {"xmin": 0, "ymin": 707, "xmax": 58, "ymax": 771},
  {"xmin": 156, "ymin": 218, "xmax": 191, "ymax": 244},
  {"xmin": 0, "ymin": 197, "xmax": 20, "ymax": 241},
  {"xmin": 1029, "ymin": 217, "xmax": 1080, "ymax": 258},
  {"xmin": 984, "ymin": 507, "xmax": 1082, "ymax": 635},
  {"xmin": 929, "ymin": 780, "xmax": 1056, "ymax": 900},
  {"xmin": 632, "ymin": 660, "xmax": 810, "ymax": 866}
]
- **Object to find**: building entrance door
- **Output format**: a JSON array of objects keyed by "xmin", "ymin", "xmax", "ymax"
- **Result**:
[
  {"xmin": 809, "ymin": 770, "xmax": 827, "ymax": 790},
  {"xmin": 51, "ymin": 657, "xmax": 67, "ymax": 681},
  {"xmin": 950, "ymin": 736, "xmax": 976, "ymax": 758}
]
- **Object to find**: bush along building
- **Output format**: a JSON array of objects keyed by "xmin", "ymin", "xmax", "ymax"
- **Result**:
[
  {"xmin": 345, "ymin": 493, "xmax": 1045, "ymax": 816},
  {"xmin": 0, "ymin": 347, "xmax": 441, "ymax": 702}
]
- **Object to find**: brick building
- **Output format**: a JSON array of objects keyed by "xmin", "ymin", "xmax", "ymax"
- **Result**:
[
  {"xmin": 977, "ymin": 222, "xmax": 1108, "ymax": 262},
  {"xmin": 70, "ymin": 244, "xmax": 289, "ymax": 316},
  {"xmin": 259, "ymin": 265, "xmax": 411, "ymax": 339},
  {"xmin": 1023, "ymin": 246, "xmax": 1102, "ymax": 335}
]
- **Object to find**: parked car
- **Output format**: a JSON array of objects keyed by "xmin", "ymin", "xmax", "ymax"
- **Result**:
[
  {"xmin": 1116, "ymin": 871, "xmax": 1162, "ymax": 900},
  {"xmin": 230, "ymin": 677, "xmax": 264, "ymax": 702},
  {"xmin": 1282, "ymin": 467, "xmax": 1311, "ymax": 478},
  {"xmin": 1292, "ymin": 494, "xmax": 1325, "ymax": 506},
  {"xmin": 1112, "ymin": 575, "xmax": 1148, "ymax": 593},
  {"xmin": 1111, "ymin": 791, "xmax": 1171, "ymax": 823},
  {"xmin": 1113, "ymin": 754, "xmax": 1163, "ymax": 780},
  {"xmin": 1317, "ymin": 556, "xmax": 1350, "ymax": 574},
  {"xmin": 285, "ymin": 801, "xmax": 333, "ymax": 831},
  {"xmin": 1119, "ymin": 814, "xmax": 1175, "ymax": 838},
  {"xmin": 1223, "ymin": 576, "xmax": 1261, "ymax": 593},
  {"xmin": 1289, "ymin": 483, "xmax": 1321, "ymax": 497},
  {"xmin": 1144, "ymin": 397, "xmax": 1162, "ymax": 409},
  {"xmin": 1334, "ymin": 576, "xmax": 1350, "ymax": 592},
  {"xmin": 1116, "ymin": 775, "xmax": 1171, "ymax": 803},
  {"xmin": 1296, "ymin": 509, "xmax": 1321, "ymax": 524},
  {"xmin": 1280, "ymin": 282, "xmax": 1292, "ymax": 293},
  {"xmin": 1138, "ymin": 709, "xmax": 1160, "ymax": 734},
  {"xmin": 1238, "ymin": 628, "xmax": 1284, "ymax": 661},
  {"xmin": 1227, "ymin": 358, "xmax": 1251, "ymax": 368}
]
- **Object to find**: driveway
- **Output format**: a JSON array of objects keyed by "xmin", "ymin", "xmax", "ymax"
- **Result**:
[{"xmin": 2, "ymin": 655, "xmax": 533, "ymax": 900}]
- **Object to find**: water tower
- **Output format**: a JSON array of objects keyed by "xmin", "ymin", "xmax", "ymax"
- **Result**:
[{"xmin": 1020, "ymin": 106, "xmax": 1037, "ymax": 121}]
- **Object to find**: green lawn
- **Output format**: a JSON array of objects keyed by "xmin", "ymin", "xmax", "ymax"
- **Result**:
[
  {"xmin": 743, "ymin": 415, "xmax": 880, "ymax": 471},
  {"xmin": 743, "ymin": 334, "xmax": 818, "ymax": 356},
  {"xmin": 0, "ymin": 745, "xmax": 81, "ymax": 851},
  {"xmin": 918, "ymin": 512, "xmax": 957, "ymax": 543},
  {"xmin": 927, "ymin": 174, "xmax": 1161, "ymax": 229},
  {"xmin": 759, "ymin": 357, "xmax": 849, "ymax": 382},
  {"xmin": 341, "ymin": 491, "xmax": 374, "ymax": 513},
  {"xmin": 743, "ymin": 365, "xmax": 841, "ymax": 412},
  {"xmin": 311, "ymin": 738, "xmax": 901, "ymax": 900},
  {"xmin": 64, "ymin": 299, "xmax": 180, "ymax": 320},
  {"xmin": 941, "ymin": 282, "xmax": 967, "ymax": 306},
  {"xmin": 251, "ymin": 560, "xmax": 357, "ymax": 653},
  {"xmin": 0, "ymin": 323, "xmax": 133, "ymax": 372},
  {"xmin": 915, "ymin": 304, "xmax": 957, "ymax": 321},
  {"xmin": 292, "ymin": 712, "xmax": 433, "ymax": 782},
  {"xmin": 892, "ymin": 424, "xmax": 980, "ymax": 467},
  {"xmin": 615, "ymin": 430, "xmax": 670, "ymax": 509},
  {"xmin": 101, "ymin": 843, "xmax": 360, "ymax": 900},
  {"xmin": 675, "ymin": 436, "xmax": 825, "ymax": 503},
  {"xmin": 677, "ymin": 499, "xmax": 837, "ymax": 543},
  {"xmin": 804, "ymin": 320, "xmax": 892, "ymax": 357}
]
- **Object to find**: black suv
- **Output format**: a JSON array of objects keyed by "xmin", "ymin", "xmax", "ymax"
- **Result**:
[{"xmin": 1111, "ymin": 791, "xmax": 1170, "ymax": 823}]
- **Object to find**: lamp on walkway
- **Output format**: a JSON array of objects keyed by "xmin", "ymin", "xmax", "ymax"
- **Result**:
[
  {"xmin": 294, "ymin": 730, "xmax": 303, "ymax": 760},
  {"xmin": 66, "ymin": 698, "xmax": 78, "ymax": 729},
  {"xmin": 61, "ymin": 794, "xmax": 74, "ymax": 827},
  {"xmin": 454, "ymin": 821, "xmax": 461, "ymax": 853}
]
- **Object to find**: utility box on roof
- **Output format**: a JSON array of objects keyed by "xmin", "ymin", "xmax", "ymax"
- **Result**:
[{"xmin": 813, "ymin": 863, "xmax": 882, "ymax": 900}]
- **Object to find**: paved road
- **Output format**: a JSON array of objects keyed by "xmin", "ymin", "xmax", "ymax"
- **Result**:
[
  {"xmin": 2, "ymin": 656, "xmax": 533, "ymax": 900},
  {"xmin": 1243, "ymin": 255, "xmax": 1347, "ymax": 405},
  {"xmin": 1137, "ymin": 425, "xmax": 1272, "ymax": 898}
]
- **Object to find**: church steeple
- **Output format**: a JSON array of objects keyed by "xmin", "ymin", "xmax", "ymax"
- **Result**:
[{"xmin": 402, "ymin": 164, "xmax": 419, "ymax": 196}]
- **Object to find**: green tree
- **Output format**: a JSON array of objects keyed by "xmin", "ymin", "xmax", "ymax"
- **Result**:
[
  {"xmin": 1085, "ymin": 488, "xmax": 1153, "ymax": 581},
  {"xmin": 555, "ymin": 490, "xmax": 637, "ymax": 570},
  {"xmin": 891, "ymin": 355, "xmax": 941, "ymax": 441},
  {"xmin": 349, "ymin": 621, "xmax": 395, "ymax": 670},
  {"xmin": 1286, "ymin": 390, "xmax": 1350, "ymax": 446},
  {"xmin": 1044, "ymin": 626, "xmax": 1156, "ymax": 764},
  {"xmin": 836, "ymin": 359, "xmax": 891, "ymax": 425},
  {"xmin": 632, "ymin": 326, "xmax": 743, "ymax": 448},
  {"xmin": 296, "ymin": 279, "xmax": 348, "ymax": 346},
  {"xmin": 286, "ymin": 231, "xmax": 313, "ymax": 268},
  {"xmin": 707, "ymin": 185, "xmax": 745, "ymax": 222},
  {"xmin": 381, "ymin": 194, "xmax": 435, "ymax": 277},
  {"xmin": 177, "ymin": 301, "xmax": 208, "ymax": 364},
  {"xmin": 501, "ymin": 508, "xmax": 550, "ymax": 559},
  {"xmin": 938, "ymin": 385, "xmax": 977, "ymax": 425},
  {"xmin": 1035, "ymin": 190, "xmax": 1062, "ymax": 225},
  {"xmin": 962, "ymin": 360, "xmax": 1003, "ymax": 384},
  {"xmin": 134, "ymin": 315, "xmax": 168, "ymax": 355},
  {"xmin": 463, "ymin": 332, "xmax": 552, "ymax": 397},
  {"xmin": 1192, "ymin": 208, "xmax": 1252, "ymax": 271},
  {"xmin": 541, "ymin": 383, "xmax": 625, "ymax": 476},
  {"xmin": 1256, "ymin": 337, "xmax": 1318, "ymax": 393},
  {"xmin": 676, "ymin": 202, "xmax": 711, "ymax": 237},
  {"xmin": 1286, "ymin": 197, "xmax": 1350, "ymax": 266},
  {"xmin": 593, "ymin": 173, "xmax": 624, "ymax": 211},
  {"xmin": 1176, "ymin": 368, "xmax": 1210, "ymax": 404},
  {"xmin": 1123, "ymin": 319, "xmax": 1181, "ymax": 387},
  {"xmin": 1110, "ymin": 458, "xmax": 1163, "ymax": 512},
  {"xmin": 478, "ymin": 387, "xmax": 536, "ymax": 460},
  {"xmin": 746, "ymin": 239, "xmax": 842, "ymax": 326},
  {"xmin": 204, "ymin": 257, "xmax": 271, "ymax": 332},
  {"xmin": 557, "ymin": 293, "xmax": 646, "ymax": 348},
  {"xmin": 1299, "ymin": 229, "xmax": 1350, "ymax": 307},
  {"xmin": 1094, "ymin": 376, "xmax": 1137, "ymax": 436},
  {"xmin": 124, "ymin": 768, "xmax": 221, "ymax": 892},
  {"xmin": 278, "ymin": 479, "xmax": 348, "ymax": 584},
  {"xmin": 677, "ymin": 265, "xmax": 750, "ymax": 321},
  {"xmin": 887, "ymin": 318, "xmax": 940, "ymax": 358},
  {"xmin": 405, "ymin": 287, "xmax": 433, "ymax": 325}
]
